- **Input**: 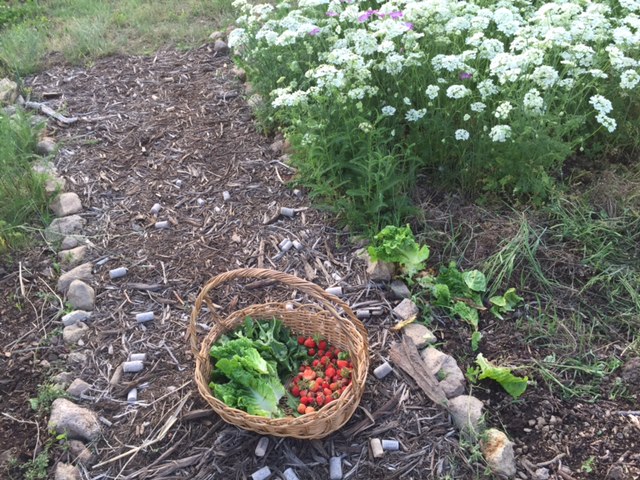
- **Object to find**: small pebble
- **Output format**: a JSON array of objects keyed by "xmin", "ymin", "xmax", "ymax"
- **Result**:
[
  {"xmin": 283, "ymin": 468, "xmax": 300, "ymax": 480},
  {"xmin": 222, "ymin": 191, "xmax": 231, "ymax": 201},
  {"xmin": 293, "ymin": 189, "xmax": 302, "ymax": 198},
  {"xmin": 373, "ymin": 362, "xmax": 393, "ymax": 379},
  {"xmin": 135, "ymin": 312, "xmax": 154, "ymax": 323},
  {"xmin": 61, "ymin": 310, "xmax": 91, "ymax": 327},
  {"xmin": 381, "ymin": 439, "xmax": 400, "ymax": 451},
  {"xmin": 175, "ymin": 179, "xmax": 182, "ymax": 187},
  {"xmin": 325, "ymin": 286, "xmax": 343, "ymax": 296},
  {"xmin": 292, "ymin": 240, "xmax": 303, "ymax": 250},
  {"xmin": 214, "ymin": 206, "xmax": 221, "ymax": 213},
  {"xmin": 150, "ymin": 203, "xmax": 162, "ymax": 215},
  {"xmin": 280, "ymin": 206, "xmax": 295, "ymax": 217},
  {"xmin": 279, "ymin": 239, "xmax": 293, "ymax": 252},
  {"xmin": 254, "ymin": 437, "xmax": 269, "ymax": 457},
  {"xmin": 109, "ymin": 267, "xmax": 128, "ymax": 279},
  {"xmin": 251, "ymin": 466, "xmax": 271, "ymax": 480},
  {"xmin": 129, "ymin": 353, "xmax": 147, "ymax": 362},
  {"xmin": 329, "ymin": 457, "xmax": 343, "ymax": 480},
  {"xmin": 127, "ymin": 388, "xmax": 137, "ymax": 403},
  {"xmin": 370, "ymin": 438, "xmax": 384, "ymax": 458},
  {"xmin": 155, "ymin": 220, "xmax": 169, "ymax": 229},
  {"xmin": 122, "ymin": 361, "xmax": 144, "ymax": 373},
  {"xmin": 196, "ymin": 198, "xmax": 206, "ymax": 207}
]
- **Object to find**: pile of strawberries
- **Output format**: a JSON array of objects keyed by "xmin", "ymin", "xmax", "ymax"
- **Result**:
[{"xmin": 290, "ymin": 336, "xmax": 354, "ymax": 415}]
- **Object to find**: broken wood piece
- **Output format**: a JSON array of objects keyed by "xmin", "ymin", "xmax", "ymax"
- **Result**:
[
  {"xmin": 388, "ymin": 336, "xmax": 448, "ymax": 407},
  {"xmin": 390, "ymin": 315, "xmax": 417, "ymax": 332},
  {"xmin": 24, "ymin": 100, "xmax": 78, "ymax": 125},
  {"xmin": 370, "ymin": 438, "xmax": 384, "ymax": 458},
  {"xmin": 124, "ymin": 283, "xmax": 162, "ymax": 291}
]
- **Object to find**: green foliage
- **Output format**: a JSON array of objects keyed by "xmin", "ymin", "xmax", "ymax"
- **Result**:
[
  {"xmin": 489, "ymin": 288, "xmax": 524, "ymax": 320},
  {"xmin": 209, "ymin": 317, "xmax": 307, "ymax": 417},
  {"xmin": 29, "ymin": 384, "xmax": 67, "ymax": 414},
  {"xmin": 367, "ymin": 225, "xmax": 429, "ymax": 277},
  {"xmin": 0, "ymin": 1, "xmax": 41, "ymax": 30},
  {"xmin": 468, "ymin": 353, "xmax": 528, "ymax": 399},
  {"xmin": 0, "ymin": 111, "xmax": 48, "ymax": 253},
  {"xmin": 22, "ymin": 450, "xmax": 49, "ymax": 480}
]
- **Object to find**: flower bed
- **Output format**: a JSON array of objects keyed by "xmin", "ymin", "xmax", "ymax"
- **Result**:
[{"xmin": 229, "ymin": 0, "xmax": 640, "ymax": 229}]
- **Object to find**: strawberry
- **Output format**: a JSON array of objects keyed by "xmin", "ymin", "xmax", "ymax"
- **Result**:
[
  {"xmin": 317, "ymin": 350, "xmax": 325, "ymax": 357},
  {"xmin": 298, "ymin": 403, "xmax": 307, "ymax": 414},
  {"xmin": 337, "ymin": 360, "xmax": 348, "ymax": 369},
  {"xmin": 318, "ymin": 340, "xmax": 328, "ymax": 351},
  {"xmin": 300, "ymin": 396, "xmax": 311, "ymax": 406},
  {"xmin": 305, "ymin": 406, "xmax": 315, "ymax": 414},
  {"xmin": 298, "ymin": 336, "xmax": 306, "ymax": 345},
  {"xmin": 324, "ymin": 387, "xmax": 332, "ymax": 397},
  {"xmin": 316, "ymin": 394, "xmax": 325, "ymax": 406},
  {"xmin": 325, "ymin": 367, "xmax": 336, "ymax": 378},
  {"xmin": 307, "ymin": 348, "xmax": 316, "ymax": 356},
  {"xmin": 312, "ymin": 359, "xmax": 320, "ymax": 367},
  {"xmin": 291, "ymin": 385, "xmax": 300, "ymax": 397},
  {"xmin": 302, "ymin": 369, "xmax": 316, "ymax": 381},
  {"xmin": 304, "ymin": 337, "xmax": 316, "ymax": 349}
]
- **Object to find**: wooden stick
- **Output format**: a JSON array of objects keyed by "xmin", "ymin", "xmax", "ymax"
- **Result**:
[{"xmin": 24, "ymin": 101, "xmax": 78, "ymax": 125}]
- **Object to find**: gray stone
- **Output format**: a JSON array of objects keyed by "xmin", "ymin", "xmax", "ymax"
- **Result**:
[
  {"xmin": 45, "ymin": 176, "xmax": 66, "ymax": 196},
  {"xmin": 403, "ymin": 323, "xmax": 436, "ymax": 348},
  {"xmin": 68, "ymin": 440, "xmax": 94, "ymax": 465},
  {"xmin": 67, "ymin": 351, "xmax": 88, "ymax": 366},
  {"xmin": 389, "ymin": 280, "xmax": 411, "ymax": 299},
  {"xmin": 32, "ymin": 159, "xmax": 57, "ymax": 175},
  {"xmin": 49, "ymin": 398, "xmax": 101, "ymax": 442},
  {"xmin": 365, "ymin": 255, "xmax": 395, "ymax": 282},
  {"xmin": 481, "ymin": 429, "xmax": 517, "ymax": 478},
  {"xmin": 58, "ymin": 246, "xmax": 88, "ymax": 267},
  {"xmin": 50, "ymin": 192, "xmax": 83, "ymax": 217},
  {"xmin": 534, "ymin": 468, "xmax": 550, "ymax": 480},
  {"xmin": 67, "ymin": 280, "xmax": 95, "ymax": 311},
  {"xmin": 36, "ymin": 137, "xmax": 57, "ymax": 156},
  {"xmin": 61, "ymin": 236, "xmax": 80, "ymax": 250},
  {"xmin": 66, "ymin": 378, "xmax": 91, "ymax": 397},
  {"xmin": 54, "ymin": 462, "xmax": 81, "ymax": 480},
  {"xmin": 270, "ymin": 139, "xmax": 284, "ymax": 155},
  {"xmin": 393, "ymin": 298, "xmax": 419, "ymax": 321},
  {"xmin": 46, "ymin": 215, "xmax": 86, "ymax": 243},
  {"xmin": 61, "ymin": 310, "xmax": 91, "ymax": 326},
  {"xmin": 214, "ymin": 39, "xmax": 229, "ymax": 53},
  {"xmin": 57, "ymin": 262, "xmax": 93, "ymax": 293},
  {"xmin": 247, "ymin": 94, "xmax": 263, "ymax": 109},
  {"xmin": 421, "ymin": 347, "xmax": 466, "ymax": 398},
  {"xmin": 209, "ymin": 30, "xmax": 224, "ymax": 41},
  {"xmin": 448, "ymin": 395, "xmax": 484, "ymax": 437},
  {"xmin": 0, "ymin": 78, "xmax": 18, "ymax": 104},
  {"xmin": 52, "ymin": 371, "xmax": 75, "ymax": 390},
  {"xmin": 63, "ymin": 322, "xmax": 89, "ymax": 344},
  {"xmin": 232, "ymin": 67, "xmax": 246, "ymax": 82}
]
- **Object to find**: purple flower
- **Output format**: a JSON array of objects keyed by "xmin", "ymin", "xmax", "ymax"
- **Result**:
[
  {"xmin": 326, "ymin": 11, "xmax": 338, "ymax": 17},
  {"xmin": 404, "ymin": 22, "xmax": 414, "ymax": 30},
  {"xmin": 358, "ymin": 9, "xmax": 379, "ymax": 22},
  {"xmin": 390, "ymin": 10, "xmax": 403, "ymax": 19},
  {"xmin": 308, "ymin": 27, "xmax": 321, "ymax": 36},
  {"xmin": 459, "ymin": 71, "xmax": 473, "ymax": 80}
]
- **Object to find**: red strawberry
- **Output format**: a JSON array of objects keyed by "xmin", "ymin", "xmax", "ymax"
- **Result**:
[
  {"xmin": 298, "ymin": 336, "xmax": 306, "ymax": 345},
  {"xmin": 302, "ymin": 369, "xmax": 316, "ymax": 381},
  {"xmin": 291, "ymin": 386, "xmax": 300, "ymax": 397},
  {"xmin": 337, "ymin": 360, "xmax": 348, "ymax": 369},
  {"xmin": 298, "ymin": 403, "xmax": 307, "ymax": 414},
  {"xmin": 318, "ymin": 340, "xmax": 328, "ymax": 351},
  {"xmin": 308, "ymin": 348, "xmax": 316, "ymax": 356},
  {"xmin": 300, "ymin": 396, "xmax": 311, "ymax": 405},
  {"xmin": 305, "ymin": 406, "xmax": 315, "ymax": 414},
  {"xmin": 304, "ymin": 338, "xmax": 316, "ymax": 349},
  {"xmin": 325, "ymin": 367, "xmax": 336, "ymax": 378},
  {"xmin": 324, "ymin": 388, "xmax": 332, "ymax": 397}
]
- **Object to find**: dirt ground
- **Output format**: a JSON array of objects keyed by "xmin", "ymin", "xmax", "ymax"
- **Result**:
[{"xmin": 1, "ymin": 45, "xmax": 639, "ymax": 480}]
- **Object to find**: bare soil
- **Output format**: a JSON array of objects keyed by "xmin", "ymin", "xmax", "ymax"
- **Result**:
[{"xmin": 1, "ymin": 45, "xmax": 639, "ymax": 480}]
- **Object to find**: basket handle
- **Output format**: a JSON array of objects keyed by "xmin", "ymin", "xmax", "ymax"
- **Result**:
[{"xmin": 187, "ymin": 268, "xmax": 367, "ymax": 356}]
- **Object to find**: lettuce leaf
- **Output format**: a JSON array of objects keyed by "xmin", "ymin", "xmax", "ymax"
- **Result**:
[
  {"xmin": 368, "ymin": 225, "xmax": 430, "ymax": 277},
  {"xmin": 475, "ymin": 354, "xmax": 528, "ymax": 399}
]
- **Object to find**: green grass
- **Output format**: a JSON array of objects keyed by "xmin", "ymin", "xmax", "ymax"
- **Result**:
[
  {"xmin": 0, "ymin": 112, "xmax": 49, "ymax": 253},
  {"xmin": 0, "ymin": 0, "xmax": 236, "ymax": 76}
]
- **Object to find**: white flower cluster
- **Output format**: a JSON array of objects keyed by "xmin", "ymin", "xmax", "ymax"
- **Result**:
[{"xmin": 236, "ymin": 0, "xmax": 638, "ymax": 144}]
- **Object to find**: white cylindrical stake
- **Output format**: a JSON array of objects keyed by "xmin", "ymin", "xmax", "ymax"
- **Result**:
[
  {"xmin": 292, "ymin": 240, "xmax": 303, "ymax": 250},
  {"xmin": 127, "ymin": 388, "xmax": 137, "ymax": 403},
  {"xmin": 197, "ymin": 198, "xmax": 206, "ymax": 207},
  {"xmin": 283, "ymin": 468, "xmax": 300, "ymax": 480},
  {"xmin": 129, "ymin": 353, "xmax": 147, "ymax": 362},
  {"xmin": 279, "ymin": 239, "xmax": 293, "ymax": 252},
  {"xmin": 222, "ymin": 191, "xmax": 231, "ymax": 201},
  {"xmin": 381, "ymin": 439, "xmax": 400, "ymax": 451},
  {"xmin": 280, "ymin": 207, "xmax": 295, "ymax": 217},
  {"xmin": 329, "ymin": 457, "xmax": 343, "ymax": 480},
  {"xmin": 370, "ymin": 438, "xmax": 384, "ymax": 458},
  {"xmin": 155, "ymin": 221, "xmax": 169, "ymax": 229},
  {"xmin": 373, "ymin": 362, "xmax": 393, "ymax": 379},
  {"xmin": 109, "ymin": 267, "xmax": 128, "ymax": 279},
  {"xmin": 135, "ymin": 311, "xmax": 154, "ymax": 323},
  {"xmin": 122, "ymin": 361, "xmax": 144, "ymax": 373},
  {"xmin": 356, "ymin": 310, "xmax": 371, "ymax": 319},
  {"xmin": 150, "ymin": 203, "xmax": 162, "ymax": 214},
  {"xmin": 250, "ymin": 466, "xmax": 271, "ymax": 480},
  {"xmin": 325, "ymin": 286, "xmax": 343, "ymax": 296},
  {"xmin": 254, "ymin": 436, "xmax": 269, "ymax": 457}
]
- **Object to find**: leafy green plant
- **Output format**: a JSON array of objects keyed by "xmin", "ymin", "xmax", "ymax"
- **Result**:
[
  {"xmin": 468, "ymin": 354, "xmax": 528, "ymax": 399},
  {"xmin": 489, "ymin": 288, "xmax": 524, "ymax": 320},
  {"xmin": 29, "ymin": 384, "xmax": 67, "ymax": 414},
  {"xmin": 368, "ymin": 224, "xmax": 429, "ymax": 278},
  {"xmin": 208, "ymin": 317, "xmax": 308, "ymax": 418}
]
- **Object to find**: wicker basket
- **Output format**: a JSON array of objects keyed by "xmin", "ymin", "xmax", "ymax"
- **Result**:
[{"xmin": 187, "ymin": 268, "xmax": 369, "ymax": 439}]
